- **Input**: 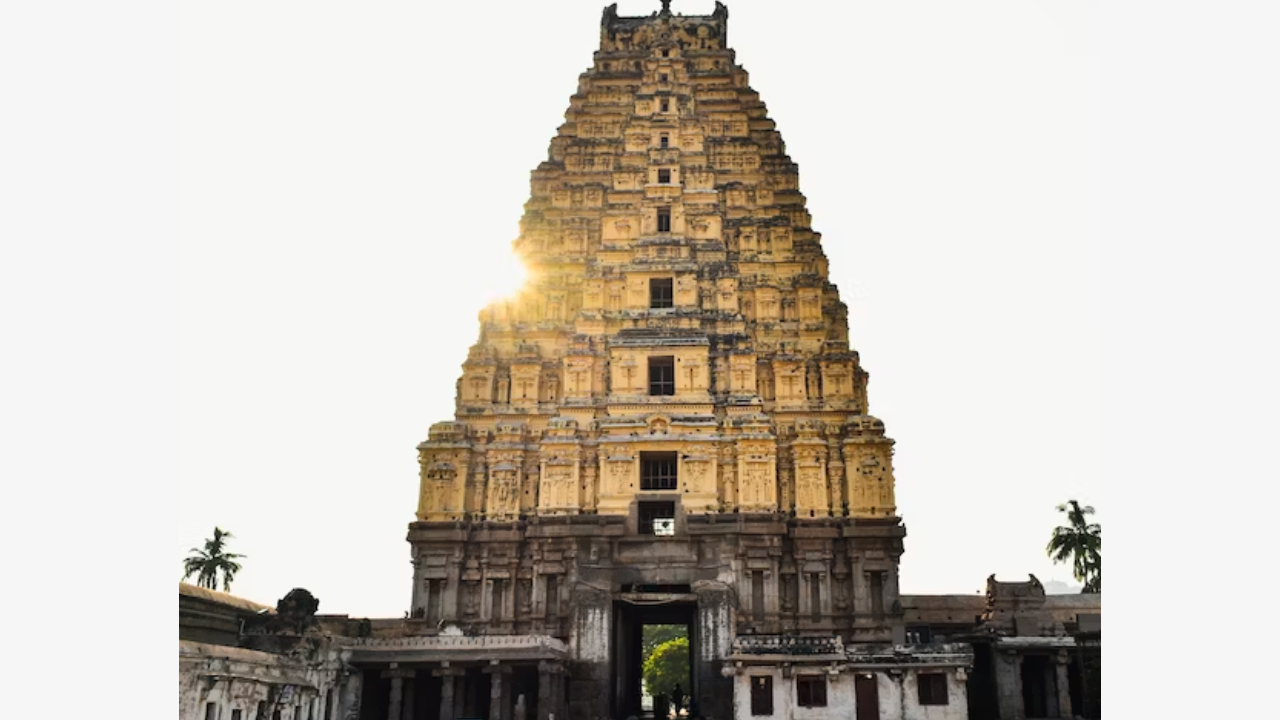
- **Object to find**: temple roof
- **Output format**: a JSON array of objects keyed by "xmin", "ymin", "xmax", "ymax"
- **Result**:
[{"xmin": 179, "ymin": 582, "xmax": 275, "ymax": 614}]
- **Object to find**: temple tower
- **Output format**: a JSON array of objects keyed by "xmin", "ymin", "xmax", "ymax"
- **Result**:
[{"xmin": 409, "ymin": 4, "xmax": 910, "ymax": 719}]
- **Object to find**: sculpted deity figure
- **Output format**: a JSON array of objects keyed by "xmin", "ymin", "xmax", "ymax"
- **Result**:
[
  {"xmin": 686, "ymin": 461, "xmax": 706, "ymax": 493},
  {"xmin": 609, "ymin": 460, "xmax": 630, "ymax": 495}
]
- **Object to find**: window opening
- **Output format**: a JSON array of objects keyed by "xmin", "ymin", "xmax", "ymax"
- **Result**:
[
  {"xmin": 797, "ymin": 676, "xmax": 827, "ymax": 708},
  {"xmin": 546, "ymin": 575, "xmax": 559, "ymax": 616},
  {"xmin": 647, "ymin": 357, "xmax": 675, "ymax": 395},
  {"xmin": 810, "ymin": 574, "xmax": 822, "ymax": 622},
  {"xmin": 491, "ymin": 579, "xmax": 505, "ymax": 621},
  {"xmin": 640, "ymin": 451, "xmax": 678, "ymax": 489},
  {"xmin": 752, "ymin": 571, "xmax": 765, "ymax": 621},
  {"xmin": 917, "ymin": 673, "xmax": 949, "ymax": 706},
  {"xmin": 639, "ymin": 500, "xmax": 676, "ymax": 535},
  {"xmin": 870, "ymin": 571, "xmax": 885, "ymax": 619},
  {"xmin": 657, "ymin": 207, "xmax": 671, "ymax": 233},
  {"xmin": 658, "ymin": 168, "xmax": 671, "ymax": 184},
  {"xmin": 650, "ymin": 278, "xmax": 673, "ymax": 308}
]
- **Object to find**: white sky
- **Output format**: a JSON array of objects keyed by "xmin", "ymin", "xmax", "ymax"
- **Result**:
[{"xmin": 179, "ymin": 0, "xmax": 1101, "ymax": 617}]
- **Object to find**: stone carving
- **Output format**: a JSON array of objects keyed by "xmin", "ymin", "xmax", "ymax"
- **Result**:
[
  {"xmin": 273, "ymin": 588, "xmax": 320, "ymax": 635},
  {"xmin": 402, "ymin": 4, "xmax": 914, "ymax": 686},
  {"xmin": 488, "ymin": 466, "xmax": 520, "ymax": 520},
  {"xmin": 795, "ymin": 466, "xmax": 825, "ymax": 515}
]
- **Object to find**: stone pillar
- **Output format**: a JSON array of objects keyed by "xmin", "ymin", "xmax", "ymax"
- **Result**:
[
  {"xmin": 388, "ymin": 677, "xmax": 403, "ymax": 720},
  {"xmin": 341, "ymin": 668, "xmax": 364, "ymax": 720},
  {"xmin": 537, "ymin": 662, "xmax": 563, "ymax": 720},
  {"xmin": 1055, "ymin": 654, "xmax": 1073, "ymax": 718},
  {"xmin": 382, "ymin": 667, "xmax": 414, "ymax": 720},
  {"xmin": 994, "ymin": 649, "xmax": 1024, "ymax": 720},
  {"xmin": 434, "ymin": 666, "xmax": 465, "ymax": 720},
  {"xmin": 484, "ymin": 663, "xmax": 512, "ymax": 720},
  {"xmin": 695, "ymin": 585, "xmax": 734, "ymax": 720}
]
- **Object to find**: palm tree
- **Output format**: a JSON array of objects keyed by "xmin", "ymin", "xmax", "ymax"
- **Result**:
[
  {"xmin": 1046, "ymin": 500, "xmax": 1101, "ymax": 593},
  {"xmin": 183, "ymin": 527, "xmax": 246, "ymax": 591}
]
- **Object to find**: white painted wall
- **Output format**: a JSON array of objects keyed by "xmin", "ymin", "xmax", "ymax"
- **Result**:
[{"xmin": 730, "ymin": 667, "xmax": 968, "ymax": 720}]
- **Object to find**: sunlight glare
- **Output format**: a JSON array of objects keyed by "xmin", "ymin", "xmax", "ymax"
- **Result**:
[{"xmin": 478, "ymin": 245, "xmax": 531, "ymax": 307}]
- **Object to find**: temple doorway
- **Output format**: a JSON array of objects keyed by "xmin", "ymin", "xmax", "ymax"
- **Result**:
[{"xmin": 612, "ymin": 588, "xmax": 697, "ymax": 720}]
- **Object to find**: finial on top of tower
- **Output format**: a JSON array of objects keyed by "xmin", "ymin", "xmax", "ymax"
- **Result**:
[{"xmin": 660, "ymin": 0, "xmax": 672, "ymax": 15}]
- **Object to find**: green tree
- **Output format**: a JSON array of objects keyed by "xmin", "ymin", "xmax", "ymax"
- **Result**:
[
  {"xmin": 642, "ymin": 624, "xmax": 687, "ymax": 660},
  {"xmin": 1046, "ymin": 500, "xmax": 1101, "ymax": 593},
  {"xmin": 183, "ymin": 527, "xmax": 246, "ymax": 591},
  {"xmin": 642, "ymin": 636, "xmax": 690, "ymax": 703}
]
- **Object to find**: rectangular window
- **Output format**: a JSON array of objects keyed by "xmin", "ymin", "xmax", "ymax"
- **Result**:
[
  {"xmin": 657, "ymin": 168, "xmax": 671, "ymax": 184},
  {"xmin": 752, "ymin": 571, "xmax": 765, "ymax": 621},
  {"xmin": 657, "ymin": 207, "xmax": 671, "ymax": 232},
  {"xmin": 205, "ymin": 703, "xmax": 218, "ymax": 720},
  {"xmin": 232, "ymin": 711, "xmax": 242, "ymax": 720},
  {"xmin": 917, "ymin": 673, "xmax": 949, "ymax": 706},
  {"xmin": 750, "ymin": 676, "xmax": 773, "ymax": 716},
  {"xmin": 294, "ymin": 706, "xmax": 301, "ymax": 720},
  {"xmin": 660, "ymin": 134, "xmax": 669, "ymax": 148},
  {"xmin": 796, "ymin": 676, "xmax": 827, "ymax": 708},
  {"xmin": 491, "ymin": 579, "xmax": 505, "ymax": 621},
  {"xmin": 661, "ymin": 99, "xmax": 670, "ymax": 112},
  {"xmin": 659, "ymin": 73, "xmax": 668, "ymax": 82},
  {"xmin": 650, "ymin": 278, "xmax": 673, "ymax": 308},
  {"xmin": 870, "ymin": 571, "xmax": 885, "ymax": 620},
  {"xmin": 257, "ymin": 701, "xmax": 268, "ymax": 720},
  {"xmin": 640, "ymin": 451, "xmax": 677, "ymax": 489},
  {"xmin": 906, "ymin": 626, "xmax": 932, "ymax": 644},
  {"xmin": 546, "ymin": 575, "xmax": 559, "ymax": 616},
  {"xmin": 648, "ymin": 356, "xmax": 675, "ymax": 396},
  {"xmin": 809, "ymin": 574, "xmax": 822, "ymax": 622},
  {"xmin": 638, "ymin": 501, "xmax": 676, "ymax": 535},
  {"xmin": 427, "ymin": 579, "xmax": 442, "ymax": 624}
]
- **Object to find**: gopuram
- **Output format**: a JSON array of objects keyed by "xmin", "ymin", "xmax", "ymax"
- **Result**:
[
  {"xmin": 400, "ymin": 3, "xmax": 971, "ymax": 720},
  {"xmin": 177, "ymin": 4, "xmax": 1046, "ymax": 720}
]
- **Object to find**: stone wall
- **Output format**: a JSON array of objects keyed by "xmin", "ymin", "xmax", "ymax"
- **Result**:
[{"xmin": 179, "ymin": 641, "xmax": 345, "ymax": 720}]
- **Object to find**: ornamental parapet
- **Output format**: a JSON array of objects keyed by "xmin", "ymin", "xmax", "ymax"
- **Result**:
[{"xmin": 343, "ymin": 634, "xmax": 570, "ymax": 664}]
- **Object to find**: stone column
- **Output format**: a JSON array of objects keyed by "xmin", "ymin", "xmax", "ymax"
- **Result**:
[
  {"xmin": 341, "ymin": 668, "xmax": 364, "ymax": 720},
  {"xmin": 382, "ymin": 667, "xmax": 414, "ymax": 720},
  {"xmin": 434, "ymin": 666, "xmax": 465, "ymax": 720},
  {"xmin": 1055, "ymin": 654, "xmax": 1073, "ymax": 718},
  {"xmin": 402, "ymin": 681, "xmax": 415, "ymax": 720},
  {"xmin": 537, "ymin": 662, "xmax": 563, "ymax": 720},
  {"xmin": 994, "ymin": 649, "xmax": 1024, "ymax": 720},
  {"xmin": 484, "ymin": 663, "xmax": 512, "ymax": 720}
]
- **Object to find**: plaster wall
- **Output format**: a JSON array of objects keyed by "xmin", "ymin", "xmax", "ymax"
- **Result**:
[{"xmin": 729, "ymin": 668, "xmax": 968, "ymax": 720}]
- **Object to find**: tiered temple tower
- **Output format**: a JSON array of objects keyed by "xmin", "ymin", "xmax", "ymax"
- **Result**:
[{"xmin": 409, "ymin": 4, "xmax": 911, "ymax": 719}]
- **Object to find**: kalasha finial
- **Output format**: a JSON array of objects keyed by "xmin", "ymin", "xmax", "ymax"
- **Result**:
[{"xmin": 660, "ymin": 0, "xmax": 672, "ymax": 14}]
